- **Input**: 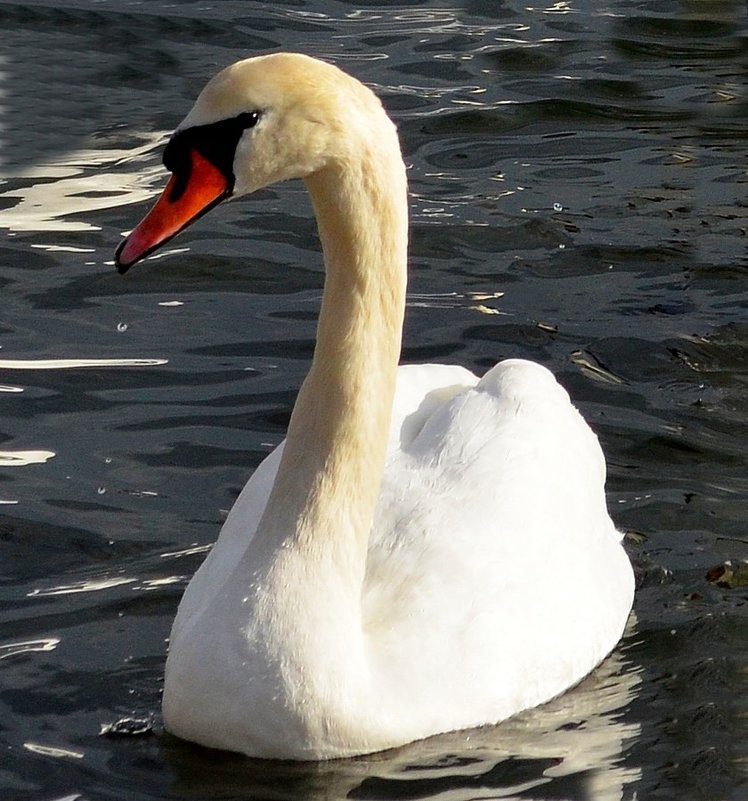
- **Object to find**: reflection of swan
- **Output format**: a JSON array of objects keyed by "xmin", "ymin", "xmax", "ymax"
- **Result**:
[
  {"xmin": 168, "ymin": 622, "xmax": 642, "ymax": 801},
  {"xmin": 115, "ymin": 53, "xmax": 635, "ymax": 760}
]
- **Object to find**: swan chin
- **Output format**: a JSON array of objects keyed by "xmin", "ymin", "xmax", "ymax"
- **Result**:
[{"xmin": 116, "ymin": 52, "xmax": 635, "ymax": 761}]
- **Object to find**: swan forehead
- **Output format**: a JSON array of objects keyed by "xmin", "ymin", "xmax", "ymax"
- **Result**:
[{"xmin": 179, "ymin": 53, "xmax": 376, "ymax": 130}]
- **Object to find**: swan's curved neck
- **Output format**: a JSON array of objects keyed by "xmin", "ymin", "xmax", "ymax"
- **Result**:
[{"xmin": 255, "ymin": 134, "xmax": 408, "ymax": 569}]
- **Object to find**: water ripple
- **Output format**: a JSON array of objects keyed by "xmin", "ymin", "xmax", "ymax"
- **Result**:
[
  {"xmin": 0, "ymin": 450, "xmax": 55, "ymax": 467},
  {"xmin": 1, "ymin": 2, "xmax": 747, "ymax": 800},
  {"xmin": 0, "ymin": 637, "xmax": 60, "ymax": 660},
  {"xmin": 0, "ymin": 358, "xmax": 168, "ymax": 370}
]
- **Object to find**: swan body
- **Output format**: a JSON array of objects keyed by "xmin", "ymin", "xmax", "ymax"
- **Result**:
[{"xmin": 116, "ymin": 53, "xmax": 634, "ymax": 760}]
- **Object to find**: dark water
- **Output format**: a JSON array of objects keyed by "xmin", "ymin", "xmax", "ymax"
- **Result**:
[{"xmin": 1, "ymin": 1, "xmax": 747, "ymax": 799}]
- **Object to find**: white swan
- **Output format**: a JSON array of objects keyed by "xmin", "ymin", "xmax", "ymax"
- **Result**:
[{"xmin": 115, "ymin": 52, "xmax": 634, "ymax": 761}]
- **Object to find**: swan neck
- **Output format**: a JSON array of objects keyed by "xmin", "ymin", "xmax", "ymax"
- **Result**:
[{"xmin": 257, "ymin": 134, "xmax": 408, "ymax": 560}]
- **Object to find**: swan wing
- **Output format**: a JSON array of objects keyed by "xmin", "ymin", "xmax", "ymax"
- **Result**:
[
  {"xmin": 168, "ymin": 440, "xmax": 285, "ymax": 643},
  {"xmin": 364, "ymin": 359, "xmax": 633, "ymax": 723},
  {"xmin": 168, "ymin": 362, "xmax": 474, "ymax": 642},
  {"xmin": 388, "ymin": 362, "xmax": 479, "ymax": 453}
]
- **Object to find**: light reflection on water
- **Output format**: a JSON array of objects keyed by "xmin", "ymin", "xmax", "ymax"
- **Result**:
[
  {"xmin": 1, "ymin": 1, "xmax": 747, "ymax": 800},
  {"xmin": 1, "ymin": 135, "xmax": 166, "ymax": 234},
  {"xmin": 0, "ymin": 358, "xmax": 168, "ymax": 369},
  {"xmin": 107, "ymin": 636, "xmax": 643, "ymax": 801},
  {"xmin": 0, "ymin": 449, "xmax": 56, "ymax": 467}
]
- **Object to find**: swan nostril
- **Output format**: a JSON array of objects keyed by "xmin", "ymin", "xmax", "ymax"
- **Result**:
[
  {"xmin": 163, "ymin": 132, "xmax": 189, "ymax": 173},
  {"xmin": 167, "ymin": 164, "xmax": 191, "ymax": 204}
]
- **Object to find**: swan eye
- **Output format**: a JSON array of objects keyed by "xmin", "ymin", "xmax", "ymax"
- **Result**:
[
  {"xmin": 237, "ymin": 111, "xmax": 261, "ymax": 129},
  {"xmin": 162, "ymin": 111, "xmax": 261, "ymax": 201}
]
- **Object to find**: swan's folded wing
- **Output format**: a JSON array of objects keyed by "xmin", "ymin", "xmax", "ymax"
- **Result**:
[
  {"xmin": 363, "ymin": 360, "xmax": 632, "ymax": 723},
  {"xmin": 168, "ymin": 441, "xmax": 286, "ymax": 642},
  {"xmin": 388, "ymin": 363, "xmax": 478, "ymax": 454}
]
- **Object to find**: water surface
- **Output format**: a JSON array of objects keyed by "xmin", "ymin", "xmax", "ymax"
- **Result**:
[{"xmin": 1, "ymin": 1, "xmax": 747, "ymax": 799}]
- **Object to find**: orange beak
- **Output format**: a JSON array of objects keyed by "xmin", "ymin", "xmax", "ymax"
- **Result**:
[{"xmin": 115, "ymin": 148, "xmax": 230, "ymax": 273}]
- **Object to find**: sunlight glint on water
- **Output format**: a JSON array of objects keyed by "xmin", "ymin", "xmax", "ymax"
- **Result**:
[{"xmin": 0, "ymin": 1, "xmax": 747, "ymax": 799}]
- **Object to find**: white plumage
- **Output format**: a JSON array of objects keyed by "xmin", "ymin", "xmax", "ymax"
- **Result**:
[{"xmin": 118, "ymin": 53, "xmax": 634, "ymax": 760}]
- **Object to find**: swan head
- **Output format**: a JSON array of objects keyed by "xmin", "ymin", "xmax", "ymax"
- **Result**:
[{"xmin": 115, "ymin": 52, "xmax": 392, "ymax": 273}]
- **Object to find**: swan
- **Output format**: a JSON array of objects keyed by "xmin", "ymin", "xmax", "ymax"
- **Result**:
[{"xmin": 115, "ymin": 52, "xmax": 634, "ymax": 760}]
